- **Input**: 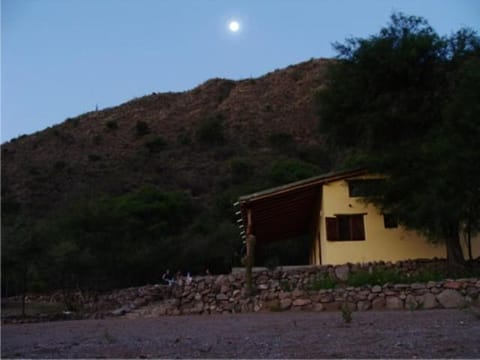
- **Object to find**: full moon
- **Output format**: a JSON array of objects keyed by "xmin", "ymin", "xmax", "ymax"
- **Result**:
[{"xmin": 229, "ymin": 21, "xmax": 240, "ymax": 32}]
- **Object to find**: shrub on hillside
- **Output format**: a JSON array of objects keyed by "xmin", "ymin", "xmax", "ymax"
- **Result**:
[
  {"xmin": 88, "ymin": 154, "xmax": 102, "ymax": 162},
  {"xmin": 269, "ymin": 159, "xmax": 320, "ymax": 185},
  {"xmin": 135, "ymin": 120, "xmax": 150, "ymax": 137},
  {"xmin": 297, "ymin": 144, "xmax": 332, "ymax": 171},
  {"xmin": 53, "ymin": 161, "xmax": 66, "ymax": 171},
  {"xmin": 92, "ymin": 135, "xmax": 103, "ymax": 145},
  {"xmin": 268, "ymin": 132, "xmax": 296, "ymax": 154},
  {"xmin": 105, "ymin": 120, "xmax": 118, "ymax": 131},
  {"xmin": 195, "ymin": 114, "xmax": 225, "ymax": 145},
  {"xmin": 144, "ymin": 135, "xmax": 167, "ymax": 153},
  {"xmin": 229, "ymin": 157, "xmax": 255, "ymax": 184}
]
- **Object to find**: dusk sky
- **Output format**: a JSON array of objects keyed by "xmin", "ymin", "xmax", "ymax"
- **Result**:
[{"xmin": 2, "ymin": 0, "xmax": 479, "ymax": 142}]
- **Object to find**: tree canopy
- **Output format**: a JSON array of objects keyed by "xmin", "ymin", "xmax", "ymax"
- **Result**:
[{"xmin": 316, "ymin": 13, "xmax": 480, "ymax": 269}]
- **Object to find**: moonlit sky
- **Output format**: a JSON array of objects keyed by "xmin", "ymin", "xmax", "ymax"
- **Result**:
[{"xmin": 2, "ymin": 0, "xmax": 479, "ymax": 142}]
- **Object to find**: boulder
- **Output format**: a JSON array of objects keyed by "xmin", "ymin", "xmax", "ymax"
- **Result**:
[
  {"xmin": 371, "ymin": 297, "xmax": 386, "ymax": 310},
  {"xmin": 133, "ymin": 297, "xmax": 148, "ymax": 308},
  {"xmin": 386, "ymin": 296, "xmax": 403, "ymax": 310},
  {"xmin": 111, "ymin": 305, "xmax": 130, "ymax": 316},
  {"xmin": 334, "ymin": 265, "xmax": 350, "ymax": 282},
  {"xmin": 357, "ymin": 300, "xmax": 371, "ymax": 311},
  {"xmin": 444, "ymin": 281, "xmax": 462, "ymax": 290},
  {"xmin": 280, "ymin": 298, "xmax": 292, "ymax": 310},
  {"xmin": 410, "ymin": 283, "xmax": 425, "ymax": 290},
  {"xmin": 292, "ymin": 289, "xmax": 305, "ymax": 299},
  {"xmin": 405, "ymin": 294, "xmax": 418, "ymax": 310},
  {"xmin": 437, "ymin": 289, "xmax": 465, "ymax": 308},
  {"xmin": 191, "ymin": 302, "xmax": 204, "ymax": 314},
  {"xmin": 293, "ymin": 298, "xmax": 312, "ymax": 307},
  {"xmin": 466, "ymin": 287, "xmax": 479, "ymax": 299},
  {"xmin": 319, "ymin": 293, "xmax": 334, "ymax": 303},
  {"xmin": 151, "ymin": 305, "xmax": 168, "ymax": 316},
  {"xmin": 323, "ymin": 302, "xmax": 341, "ymax": 311},
  {"xmin": 216, "ymin": 293, "xmax": 228, "ymax": 301}
]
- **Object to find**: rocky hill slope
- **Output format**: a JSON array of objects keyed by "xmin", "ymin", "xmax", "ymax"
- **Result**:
[{"xmin": 2, "ymin": 58, "xmax": 333, "ymax": 218}]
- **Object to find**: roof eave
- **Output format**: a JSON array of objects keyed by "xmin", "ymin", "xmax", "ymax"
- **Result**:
[{"xmin": 239, "ymin": 168, "xmax": 367, "ymax": 204}]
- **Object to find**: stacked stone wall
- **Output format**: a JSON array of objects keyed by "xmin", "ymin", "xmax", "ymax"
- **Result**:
[
  {"xmin": 5, "ymin": 259, "xmax": 479, "ymax": 321},
  {"xmin": 119, "ymin": 259, "xmax": 480, "ymax": 317}
]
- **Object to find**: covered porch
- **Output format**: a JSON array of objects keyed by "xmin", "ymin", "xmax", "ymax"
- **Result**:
[{"xmin": 235, "ymin": 169, "xmax": 367, "ymax": 266}]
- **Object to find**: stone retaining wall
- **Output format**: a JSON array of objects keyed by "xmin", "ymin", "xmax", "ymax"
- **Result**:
[
  {"xmin": 120, "ymin": 259, "xmax": 480, "ymax": 317},
  {"xmin": 5, "ymin": 259, "xmax": 480, "ymax": 320}
]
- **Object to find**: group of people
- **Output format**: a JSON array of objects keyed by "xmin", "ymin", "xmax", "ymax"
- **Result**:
[
  {"xmin": 161, "ymin": 269, "xmax": 192, "ymax": 286},
  {"xmin": 161, "ymin": 268, "xmax": 211, "ymax": 286}
]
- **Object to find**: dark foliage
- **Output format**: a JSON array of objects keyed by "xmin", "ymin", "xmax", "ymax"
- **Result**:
[
  {"xmin": 195, "ymin": 114, "xmax": 225, "ymax": 145},
  {"xmin": 316, "ymin": 12, "xmax": 480, "ymax": 268},
  {"xmin": 135, "ymin": 120, "xmax": 150, "ymax": 137}
]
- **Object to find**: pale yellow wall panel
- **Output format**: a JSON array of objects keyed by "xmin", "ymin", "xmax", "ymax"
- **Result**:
[{"xmin": 319, "ymin": 178, "xmax": 447, "ymax": 265}]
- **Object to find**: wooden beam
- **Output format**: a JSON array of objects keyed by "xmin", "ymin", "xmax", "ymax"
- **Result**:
[{"xmin": 247, "ymin": 208, "xmax": 253, "ymax": 236}]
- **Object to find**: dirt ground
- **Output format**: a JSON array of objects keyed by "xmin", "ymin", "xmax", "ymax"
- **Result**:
[{"xmin": 2, "ymin": 309, "xmax": 480, "ymax": 359}]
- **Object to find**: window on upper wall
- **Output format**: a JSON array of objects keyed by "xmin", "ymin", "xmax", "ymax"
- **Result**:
[
  {"xmin": 326, "ymin": 214, "xmax": 365, "ymax": 241},
  {"xmin": 348, "ymin": 179, "xmax": 385, "ymax": 197},
  {"xmin": 383, "ymin": 214, "xmax": 398, "ymax": 228}
]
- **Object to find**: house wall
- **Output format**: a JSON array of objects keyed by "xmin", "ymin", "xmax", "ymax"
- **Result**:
[{"xmin": 316, "ymin": 176, "xmax": 448, "ymax": 265}]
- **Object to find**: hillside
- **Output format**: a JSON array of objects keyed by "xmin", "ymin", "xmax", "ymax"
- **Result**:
[
  {"xmin": 1, "ymin": 58, "xmax": 338, "ymax": 291},
  {"xmin": 2, "ymin": 58, "xmax": 333, "ymax": 216}
]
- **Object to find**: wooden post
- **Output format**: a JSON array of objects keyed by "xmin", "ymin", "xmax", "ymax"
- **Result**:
[
  {"xmin": 242, "ymin": 208, "xmax": 256, "ymax": 296},
  {"xmin": 244, "ymin": 234, "xmax": 256, "ymax": 296}
]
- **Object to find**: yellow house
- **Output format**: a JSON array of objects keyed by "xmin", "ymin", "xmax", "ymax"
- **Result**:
[{"xmin": 237, "ymin": 169, "xmax": 479, "ymax": 265}]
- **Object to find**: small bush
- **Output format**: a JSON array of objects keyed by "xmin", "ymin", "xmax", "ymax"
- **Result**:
[
  {"xmin": 268, "ymin": 133, "xmax": 296, "ymax": 154},
  {"xmin": 92, "ymin": 135, "xmax": 103, "ymax": 145},
  {"xmin": 177, "ymin": 132, "xmax": 192, "ymax": 146},
  {"xmin": 213, "ymin": 146, "xmax": 235, "ymax": 160},
  {"xmin": 105, "ymin": 120, "xmax": 118, "ymax": 131},
  {"xmin": 269, "ymin": 159, "xmax": 319, "ymax": 185},
  {"xmin": 280, "ymin": 280, "xmax": 293, "ymax": 292},
  {"xmin": 229, "ymin": 157, "xmax": 254, "ymax": 184},
  {"xmin": 88, "ymin": 154, "xmax": 102, "ymax": 162},
  {"xmin": 266, "ymin": 299, "xmax": 283, "ymax": 312},
  {"xmin": 265, "ymin": 256, "xmax": 279, "ymax": 271},
  {"xmin": 67, "ymin": 118, "xmax": 79, "ymax": 128},
  {"xmin": 144, "ymin": 135, "xmax": 167, "ymax": 153},
  {"xmin": 196, "ymin": 114, "xmax": 225, "ymax": 145},
  {"xmin": 53, "ymin": 161, "xmax": 66, "ymax": 171},
  {"xmin": 410, "ymin": 268, "xmax": 444, "ymax": 283},
  {"xmin": 12, "ymin": 134, "xmax": 28, "ymax": 142},
  {"xmin": 347, "ymin": 268, "xmax": 402, "ymax": 287},
  {"xmin": 297, "ymin": 145, "xmax": 332, "ymax": 171},
  {"xmin": 135, "ymin": 121, "xmax": 150, "ymax": 137},
  {"xmin": 341, "ymin": 303, "xmax": 353, "ymax": 323},
  {"xmin": 306, "ymin": 273, "xmax": 337, "ymax": 290}
]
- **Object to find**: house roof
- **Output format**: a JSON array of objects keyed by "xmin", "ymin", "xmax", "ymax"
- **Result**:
[{"xmin": 236, "ymin": 168, "xmax": 367, "ymax": 243}]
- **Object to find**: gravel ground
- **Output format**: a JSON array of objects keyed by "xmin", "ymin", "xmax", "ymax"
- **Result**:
[{"xmin": 2, "ymin": 309, "xmax": 480, "ymax": 358}]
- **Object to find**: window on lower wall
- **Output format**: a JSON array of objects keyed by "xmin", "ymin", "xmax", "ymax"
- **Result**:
[{"xmin": 326, "ymin": 214, "xmax": 365, "ymax": 241}]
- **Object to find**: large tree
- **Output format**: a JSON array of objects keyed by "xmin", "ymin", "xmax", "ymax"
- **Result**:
[{"xmin": 316, "ymin": 13, "xmax": 480, "ymax": 270}]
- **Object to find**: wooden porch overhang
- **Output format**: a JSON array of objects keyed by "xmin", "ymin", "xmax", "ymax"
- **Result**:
[{"xmin": 236, "ymin": 168, "xmax": 367, "ymax": 243}]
